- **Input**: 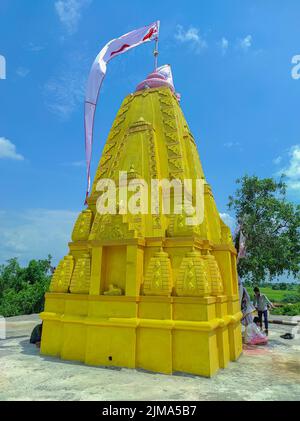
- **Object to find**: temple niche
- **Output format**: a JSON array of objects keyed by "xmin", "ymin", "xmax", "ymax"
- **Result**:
[{"xmin": 40, "ymin": 70, "xmax": 242, "ymax": 377}]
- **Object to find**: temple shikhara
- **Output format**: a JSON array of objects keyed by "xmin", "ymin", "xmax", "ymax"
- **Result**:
[{"xmin": 40, "ymin": 69, "xmax": 242, "ymax": 377}]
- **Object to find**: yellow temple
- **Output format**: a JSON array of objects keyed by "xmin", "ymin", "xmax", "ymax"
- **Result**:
[{"xmin": 40, "ymin": 69, "xmax": 242, "ymax": 377}]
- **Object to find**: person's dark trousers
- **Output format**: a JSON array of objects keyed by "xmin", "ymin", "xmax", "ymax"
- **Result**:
[{"xmin": 258, "ymin": 310, "xmax": 268, "ymax": 330}]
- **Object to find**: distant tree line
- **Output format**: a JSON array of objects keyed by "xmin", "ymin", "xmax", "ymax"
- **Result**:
[
  {"xmin": 244, "ymin": 281, "xmax": 300, "ymax": 291},
  {"xmin": 0, "ymin": 256, "xmax": 52, "ymax": 317}
]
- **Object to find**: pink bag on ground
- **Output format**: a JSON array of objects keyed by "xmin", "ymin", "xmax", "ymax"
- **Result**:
[{"xmin": 244, "ymin": 322, "xmax": 268, "ymax": 345}]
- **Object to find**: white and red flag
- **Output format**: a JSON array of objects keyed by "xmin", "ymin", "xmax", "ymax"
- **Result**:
[{"xmin": 84, "ymin": 21, "xmax": 160, "ymax": 203}]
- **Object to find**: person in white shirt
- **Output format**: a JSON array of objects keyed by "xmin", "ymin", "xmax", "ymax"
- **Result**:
[{"xmin": 253, "ymin": 287, "xmax": 274, "ymax": 335}]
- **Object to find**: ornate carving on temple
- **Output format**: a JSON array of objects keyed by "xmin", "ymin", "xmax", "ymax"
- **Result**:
[
  {"xmin": 69, "ymin": 253, "xmax": 91, "ymax": 294},
  {"xmin": 89, "ymin": 213, "xmax": 136, "ymax": 241},
  {"xmin": 175, "ymin": 248, "xmax": 210, "ymax": 297},
  {"xmin": 202, "ymin": 251, "xmax": 224, "ymax": 296},
  {"xmin": 167, "ymin": 213, "xmax": 198, "ymax": 237},
  {"xmin": 49, "ymin": 255, "xmax": 74, "ymax": 293},
  {"xmin": 142, "ymin": 248, "xmax": 173, "ymax": 296},
  {"xmin": 71, "ymin": 209, "xmax": 93, "ymax": 242}
]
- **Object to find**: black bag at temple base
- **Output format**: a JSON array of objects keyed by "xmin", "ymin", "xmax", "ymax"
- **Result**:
[{"xmin": 30, "ymin": 323, "xmax": 43, "ymax": 344}]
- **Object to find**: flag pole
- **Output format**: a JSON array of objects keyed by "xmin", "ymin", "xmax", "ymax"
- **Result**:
[{"xmin": 154, "ymin": 36, "xmax": 159, "ymax": 70}]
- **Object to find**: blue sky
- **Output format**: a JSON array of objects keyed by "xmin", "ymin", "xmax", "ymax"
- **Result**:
[{"xmin": 0, "ymin": 0, "xmax": 299, "ymax": 265}]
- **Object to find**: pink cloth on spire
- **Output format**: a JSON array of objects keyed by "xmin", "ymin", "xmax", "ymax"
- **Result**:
[{"xmin": 135, "ymin": 64, "xmax": 175, "ymax": 92}]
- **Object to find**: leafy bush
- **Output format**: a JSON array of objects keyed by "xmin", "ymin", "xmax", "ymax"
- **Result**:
[
  {"xmin": 0, "ymin": 256, "xmax": 52, "ymax": 317},
  {"xmin": 271, "ymin": 303, "xmax": 300, "ymax": 316},
  {"xmin": 281, "ymin": 294, "xmax": 300, "ymax": 304}
]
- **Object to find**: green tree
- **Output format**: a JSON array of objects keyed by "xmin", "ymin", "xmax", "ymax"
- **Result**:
[
  {"xmin": 228, "ymin": 175, "xmax": 300, "ymax": 285},
  {"xmin": 0, "ymin": 256, "xmax": 52, "ymax": 317}
]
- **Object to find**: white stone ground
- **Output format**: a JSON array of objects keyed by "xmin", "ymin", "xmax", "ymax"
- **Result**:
[{"xmin": 0, "ymin": 314, "xmax": 299, "ymax": 401}]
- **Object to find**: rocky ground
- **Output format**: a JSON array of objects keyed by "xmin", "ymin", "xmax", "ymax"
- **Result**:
[{"xmin": 0, "ymin": 314, "xmax": 299, "ymax": 401}]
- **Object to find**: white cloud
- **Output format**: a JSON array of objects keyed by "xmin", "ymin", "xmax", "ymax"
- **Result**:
[
  {"xmin": 27, "ymin": 42, "xmax": 45, "ymax": 52},
  {"xmin": 55, "ymin": 0, "xmax": 91, "ymax": 34},
  {"xmin": 44, "ymin": 52, "xmax": 88, "ymax": 119},
  {"xmin": 0, "ymin": 137, "xmax": 24, "ymax": 161},
  {"xmin": 0, "ymin": 209, "xmax": 78, "ymax": 265},
  {"xmin": 62, "ymin": 160, "xmax": 85, "ymax": 167},
  {"xmin": 70, "ymin": 160, "xmax": 85, "ymax": 167},
  {"xmin": 238, "ymin": 35, "xmax": 252, "ymax": 52},
  {"xmin": 278, "ymin": 145, "xmax": 300, "ymax": 192},
  {"xmin": 273, "ymin": 156, "xmax": 282, "ymax": 165},
  {"xmin": 174, "ymin": 25, "xmax": 207, "ymax": 53},
  {"xmin": 16, "ymin": 67, "xmax": 30, "ymax": 78},
  {"xmin": 220, "ymin": 212, "xmax": 236, "ymax": 233},
  {"xmin": 220, "ymin": 37, "xmax": 229, "ymax": 55},
  {"xmin": 224, "ymin": 141, "xmax": 240, "ymax": 148}
]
